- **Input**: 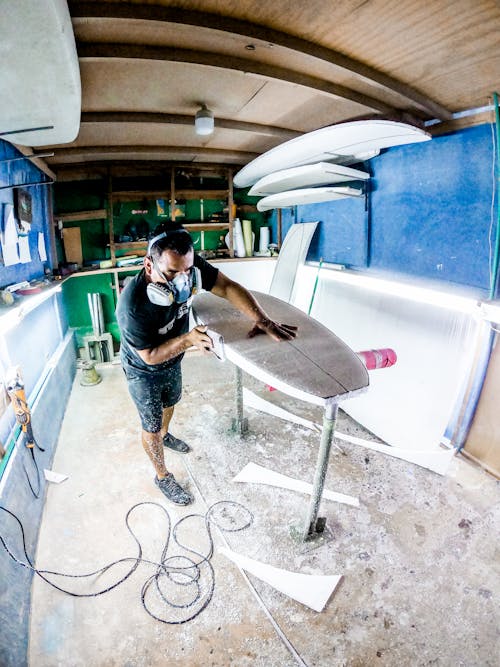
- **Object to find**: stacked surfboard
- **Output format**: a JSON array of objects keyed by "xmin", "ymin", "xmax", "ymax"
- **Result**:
[{"xmin": 234, "ymin": 120, "xmax": 431, "ymax": 210}]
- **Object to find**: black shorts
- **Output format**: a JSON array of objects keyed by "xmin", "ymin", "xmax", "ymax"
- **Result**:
[{"xmin": 122, "ymin": 359, "xmax": 182, "ymax": 432}]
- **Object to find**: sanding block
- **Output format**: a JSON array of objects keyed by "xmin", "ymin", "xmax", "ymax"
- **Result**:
[{"xmin": 207, "ymin": 329, "xmax": 225, "ymax": 361}]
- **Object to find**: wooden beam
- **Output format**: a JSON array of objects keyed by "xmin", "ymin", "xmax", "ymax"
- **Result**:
[
  {"xmin": 107, "ymin": 170, "xmax": 115, "ymax": 266},
  {"xmin": 10, "ymin": 144, "xmax": 56, "ymax": 180},
  {"xmin": 77, "ymin": 42, "xmax": 396, "ymax": 115},
  {"xmin": 428, "ymin": 111, "xmax": 495, "ymax": 136},
  {"xmin": 48, "ymin": 146, "xmax": 259, "ymax": 164},
  {"xmin": 52, "ymin": 161, "xmax": 243, "ymax": 182},
  {"xmin": 70, "ymin": 1, "xmax": 451, "ymax": 119},
  {"xmin": 80, "ymin": 112, "xmax": 301, "ymax": 141}
]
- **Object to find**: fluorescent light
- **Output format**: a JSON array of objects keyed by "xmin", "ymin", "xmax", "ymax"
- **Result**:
[
  {"xmin": 0, "ymin": 283, "xmax": 62, "ymax": 335},
  {"xmin": 480, "ymin": 301, "xmax": 500, "ymax": 324},
  {"xmin": 311, "ymin": 263, "xmax": 480, "ymax": 315}
]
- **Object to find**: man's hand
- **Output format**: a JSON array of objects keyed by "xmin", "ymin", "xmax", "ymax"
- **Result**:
[
  {"xmin": 247, "ymin": 318, "xmax": 298, "ymax": 342},
  {"xmin": 211, "ymin": 272, "xmax": 297, "ymax": 342},
  {"xmin": 186, "ymin": 325, "xmax": 213, "ymax": 353}
]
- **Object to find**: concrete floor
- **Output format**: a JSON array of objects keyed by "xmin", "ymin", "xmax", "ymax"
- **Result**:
[{"xmin": 29, "ymin": 353, "xmax": 499, "ymax": 666}]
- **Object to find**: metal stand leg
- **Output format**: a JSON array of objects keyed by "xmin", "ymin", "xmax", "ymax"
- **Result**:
[
  {"xmin": 232, "ymin": 365, "xmax": 248, "ymax": 434},
  {"xmin": 302, "ymin": 401, "xmax": 339, "ymax": 541}
]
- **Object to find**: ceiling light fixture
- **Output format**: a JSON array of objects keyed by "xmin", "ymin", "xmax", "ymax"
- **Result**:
[{"xmin": 195, "ymin": 104, "xmax": 214, "ymax": 136}]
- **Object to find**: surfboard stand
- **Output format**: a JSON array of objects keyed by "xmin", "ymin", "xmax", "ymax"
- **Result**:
[
  {"xmin": 233, "ymin": 365, "xmax": 343, "ymax": 542},
  {"xmin": 232, "ymin": 366, "xmax": 249, "ymax": 434},
  {"xmin": 298, "ymin": 401, "xmax": 340, "ymax": 542}
]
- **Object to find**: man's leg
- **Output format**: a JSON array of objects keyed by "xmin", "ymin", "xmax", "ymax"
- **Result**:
[
  {"xmin": 160, "ymin": 404, "xmax": 191, "ymax": 452},
  {"xmin": 141, "ymin": 429, "xmax": 167, "ymax": 478},
  {"xmin": 160, "ymin": 405, "xmax": 175, "ymax": 442},
  {"xmin": 141, "ymin": 428, "xmax": 192, "ymax": 505},
  {"xmin": 123, "ymin": 364, "xmax": 192, "ymax": 505}
]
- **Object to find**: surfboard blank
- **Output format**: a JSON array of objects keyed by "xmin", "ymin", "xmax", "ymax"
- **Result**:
[
  {"xmin": 249, "ymin": 162, "xmax": 370, "ymax": 196},
  {"xmin": 256, "ymin": 185, "xmax": 363, "ymax": 211},
  {"xmin": 192, "ymin": 291, "xmax": 369, "ymax": 405},
  {"xmin": 234, "ymin": 120, "xmax": 431, "ymax": 188}
]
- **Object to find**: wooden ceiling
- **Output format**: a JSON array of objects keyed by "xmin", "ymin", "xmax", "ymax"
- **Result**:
[{"xmin": 36, "ymin": 0, "xmax": 500, "ymax": 181}]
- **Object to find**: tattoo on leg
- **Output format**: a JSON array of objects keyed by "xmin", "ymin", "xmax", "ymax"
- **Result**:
[
  {"xmin": 161, "ymin": 405, "xmax": 175, "ymax": 440},
  {"xmin": 142, "ymin": 430, "xmax": 167, "ymax": 478}
]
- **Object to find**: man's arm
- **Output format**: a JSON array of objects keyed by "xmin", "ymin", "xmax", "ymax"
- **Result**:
[
  {"xmin": 210, "ymin": 271, "xmax": 297, "ymax": 342},
  {"xmin": 135, "ymin": 326, "xmax": 211, "ymax": 366}
]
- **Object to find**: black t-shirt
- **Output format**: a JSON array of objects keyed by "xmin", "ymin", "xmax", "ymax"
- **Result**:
[{"xmin": 116, "ymin": 253, "xmax": 219, "ymax": 371}]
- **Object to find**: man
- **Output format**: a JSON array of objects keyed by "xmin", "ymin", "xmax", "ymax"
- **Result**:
[{"xmin": 116, "ymin": 226, "xmax": 297, "ymax": 506}]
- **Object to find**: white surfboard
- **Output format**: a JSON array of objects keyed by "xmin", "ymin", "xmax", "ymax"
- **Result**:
[
  {"xmin": 256, "ymin": 185, "xmax": 363, "ymax": 211},
  {"xmin": 234, "ymin": 120, "xmax": 431, "ymax": 188},
  {"xmin": 0, "ymin": 0, "xmax": 81, "ymax": 146},
  {"xmin": 249, "ymin": 162, "xmax": 370, "ymax": 196}
]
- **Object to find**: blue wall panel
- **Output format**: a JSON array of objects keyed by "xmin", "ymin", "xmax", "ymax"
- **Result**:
[
  {"xmin": 269, "ymin": 193, "xmax": 369, "ymax": 268},
  {"xmin": 0, "ymin": 139, "xmax": 53, "ymax": 288},
  {"xmin": 267, "ymin": 124, "xmax": 496, "ymax": 296},
  {"xmin": 0, "ymin": 335, "xmax": 76, "ymax": 667},
  {"xmin": 300, "ymin": 195, "xmax": 368, "ymax": 266},
  {"xmin": 369, "ymin": 124, "xmax": 495, "ymax": 293}
]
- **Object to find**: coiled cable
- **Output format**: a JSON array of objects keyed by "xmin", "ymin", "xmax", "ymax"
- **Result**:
[{"xmin": 0, "ymin": 500, "xmax": 253, "ymax": 624}]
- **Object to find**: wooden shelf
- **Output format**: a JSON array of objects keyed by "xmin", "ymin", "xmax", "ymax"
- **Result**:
[
  {"xmin": 111, "ymin": 189, "xmax": 228, "ymax": 201},
  {"xmin": 55, "ymin": 209, "xmax": 107, "ymax": 222},
  {"xmin": 113, "ymin": 241, "xmax": 148, "ymax": 250},
  {"xmin": 175, "ymin": 189, "xmax": 228, "ymax": 200},
  {"xmin": 183, "ymin": 222, "xmax": 230, "ymax": 232},
  {"xmin": 106, "ymin": 166, "xmax": 235, "ymax": 265},
  {"xmin": 112, "ymin": 190, "xmax": 169, "ymax": 201}
]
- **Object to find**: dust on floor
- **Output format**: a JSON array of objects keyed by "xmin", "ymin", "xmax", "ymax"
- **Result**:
[{"xmin": 29, "ymin": 355, "xmax": 499, "ymax": 667}]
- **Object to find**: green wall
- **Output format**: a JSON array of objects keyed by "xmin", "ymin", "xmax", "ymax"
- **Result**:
[{"xmin": 54, "ymin": 180, "xmax": 269, "ymax": 262}]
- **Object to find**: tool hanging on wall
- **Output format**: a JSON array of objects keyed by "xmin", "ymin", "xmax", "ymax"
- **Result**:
[{"xmin": 4, "ymin": 367, "xmax": 45, "ymax": 498}]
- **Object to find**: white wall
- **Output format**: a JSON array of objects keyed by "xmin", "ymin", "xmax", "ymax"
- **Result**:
[
  {"xmin": 228, "ymin": 257, "xmax": 480, "ymax": 451},
  {"xmin": 212, "ymin": 258, "xmax": 276, "ymax": 293}
]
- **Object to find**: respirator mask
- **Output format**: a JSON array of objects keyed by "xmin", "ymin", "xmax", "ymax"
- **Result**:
[
  {"xmin": 147, "ymin": 260, "xmax": 201, "ymax": 306},
  {"xmin": 145, "ymin": 230, "xmax": 201, "ymax": 307}
]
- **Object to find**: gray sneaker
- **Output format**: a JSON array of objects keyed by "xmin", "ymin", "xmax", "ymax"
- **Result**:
[
  {"xmin": 163, "ymin": 433, "xmax": 190, "ymax": 453},
  {"xmin": 155, "ymin": 473, "xmax": 193, "ymax": 505}
]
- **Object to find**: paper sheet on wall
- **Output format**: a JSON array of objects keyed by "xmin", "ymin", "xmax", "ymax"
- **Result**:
[
  {"xmin": 1, "ymin": 204, "xmax": 20, "ymax": 265},
  {"xmin": 18, "ymin": 235, "xmax": 31, "ymax": 263},
  {"xmin": 38, "ymin": 233, "xmax": 47, "ymax": 261},
  {"xmin": 2, "ymin": 241, "xmax": 19, "ymax": 266},
  {"xmin": 1, "ymin": 204, "xmax": 17, "ymax": 245}
]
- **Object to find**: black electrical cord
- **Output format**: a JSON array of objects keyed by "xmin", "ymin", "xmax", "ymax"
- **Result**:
[
  {"xmin": 0, "ymin": 500, "xmax": 253, "ymax": 624},
  {"xmin": 22, "ymin": 436, "xmax": 45, "ymax": 499}
]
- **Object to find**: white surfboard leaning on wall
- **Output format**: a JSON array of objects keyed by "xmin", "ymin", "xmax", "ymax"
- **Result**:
[{"xmin": 234, "ymin": 120, "xmax": 431, "ymax": 188}]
